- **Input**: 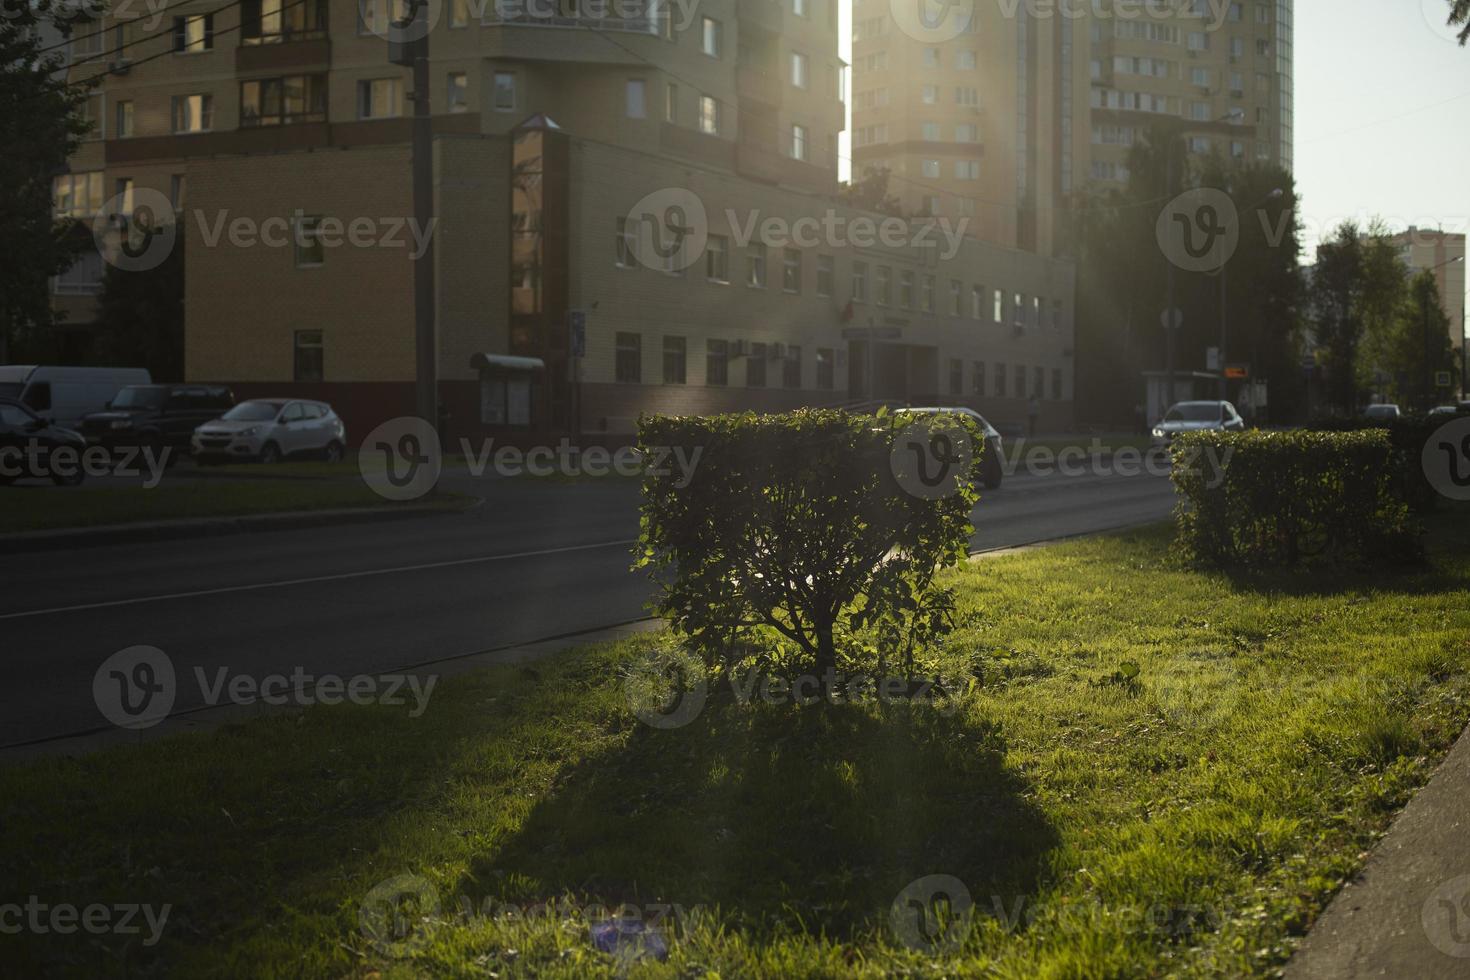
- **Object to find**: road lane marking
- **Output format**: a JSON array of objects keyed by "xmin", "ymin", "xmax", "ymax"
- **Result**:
[{"xmin": 0, "ymin": 539, "xmax": 639, "ymax": 622}]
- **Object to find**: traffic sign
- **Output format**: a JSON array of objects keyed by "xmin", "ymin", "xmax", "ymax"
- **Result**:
[
  {"xmin": 1435, "ymin": 370, "xmax": 1453, "ymax": 387},
  {"xmin": 1224, "ymin": 364, "xmax": 1249, "ymax": 380}
]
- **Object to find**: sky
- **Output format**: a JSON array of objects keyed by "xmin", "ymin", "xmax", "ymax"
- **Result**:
[
  {"xmin": 838, "ymin": 0, "xmax": 1470, "ymax": 263},
  {"xmin": 1294, "ymin": 0, "xmax": 1469, "ymax": 254}
]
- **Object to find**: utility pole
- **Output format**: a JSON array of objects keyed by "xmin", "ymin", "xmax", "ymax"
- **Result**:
[
  {"xmin": 1163, "ymin": 137, "xmax": 1176, "ymax": 410},
  {"xmin": 391, "ymin": 2, "xmax": 437, "ymax": 426}
]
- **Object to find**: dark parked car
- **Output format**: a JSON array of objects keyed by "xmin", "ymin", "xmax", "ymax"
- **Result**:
[
  {"xmin": 0, "ymin": 397, "xmax": 89, "ymax": 486},
  {"xmin": 80, "ymin": 384, "xmax": 235, "ymax": 457}
]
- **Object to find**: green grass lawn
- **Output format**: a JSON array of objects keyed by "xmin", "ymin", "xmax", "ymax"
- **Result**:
[
  {"xmin": 3, "ymin": 514, "xmax": 1468, "ymax": 977},
  {"xmin": 0, "ymin": 481, "xmax": 463, "ymax": 534}
]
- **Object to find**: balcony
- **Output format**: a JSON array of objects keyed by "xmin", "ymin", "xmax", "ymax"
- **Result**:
[
  {"xmin": 236, "ymin": 37, "xmax": 330, "ymax": 74},
  {"xmin": 736, "ymin": 64, "xmax": 782, "ymax": 108},
  {"xmin": 738, "ymin": 0, "xmax": 783, "ymax": 35}
]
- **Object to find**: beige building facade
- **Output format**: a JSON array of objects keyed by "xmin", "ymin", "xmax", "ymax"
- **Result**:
[
  {"xmin": 850, "ymin": 0, "xmax": 1295, "ymax": 255},
  {"xmin": 1390, "ymin": 227, "xmax": 1467, "ymax": 387},
  {"xmin": 49, "ymin": 0, "xmax": 1078, "ymax": 439}
]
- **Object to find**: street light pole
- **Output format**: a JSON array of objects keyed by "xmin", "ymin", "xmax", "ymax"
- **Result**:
[{"xmin": 390, "ymin": 1, "xmax": 438, "ymax": 427}]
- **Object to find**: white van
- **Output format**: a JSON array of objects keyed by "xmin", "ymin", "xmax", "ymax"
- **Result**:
[{"xmin": 0, "ymin": 365, "xmax": 153, "ymax": 429}]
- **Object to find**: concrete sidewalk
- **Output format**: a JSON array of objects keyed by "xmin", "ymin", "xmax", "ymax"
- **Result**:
[{"xmin": 1286, "ymin": 723, "xmax": 1470, "ymax": 978}]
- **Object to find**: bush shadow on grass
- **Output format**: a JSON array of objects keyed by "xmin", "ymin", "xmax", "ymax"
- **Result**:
[
  {"xmin": 455, "ymin": 695, "xmax": 1057, "ymax": 943},
  {"xmin": 1209, "ymin": 506, "xmax": 1470, "ymax": 599}
]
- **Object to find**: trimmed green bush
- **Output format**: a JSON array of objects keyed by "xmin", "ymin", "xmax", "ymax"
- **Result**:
[
  {"xmin": 1309, "ymin": 415, "xmax": 1455, "ymax": 514},
  {"xmin": 1171, "ymin": 429, "xmax": 1420, "ymax": 566},
  {"xmin": 635, "ymin": 409, "xmax": 981, "ymax": 676}
]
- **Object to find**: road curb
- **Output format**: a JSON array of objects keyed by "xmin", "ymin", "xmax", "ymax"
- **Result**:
[{"xmin": 0, "ymin": 498, "xmax": 478, "ymax": 555}]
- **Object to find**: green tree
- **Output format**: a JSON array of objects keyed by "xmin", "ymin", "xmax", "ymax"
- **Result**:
[
  {"xmin": 1447, "ymin": 0, "xmax": 1469, "ymax": 44},
  {"xmin": 0, "ymin": 1, "xmax": 92, "ymax": 360},
  {"xmin": 92, "ymin": 227, "xmax": 186, "ymax": 381},
  {"xmin": 837, "ymin": 166, "xmax": 903, "ymax": 218},
  {"xmin": 1379, "ymin": 271, "xmax": 1456, "ymax": 410}
]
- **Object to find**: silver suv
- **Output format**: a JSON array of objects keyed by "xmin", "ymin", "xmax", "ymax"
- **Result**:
[{"xmin": 192, "ymin": 399, "xmax": 346, "ymax": 464}]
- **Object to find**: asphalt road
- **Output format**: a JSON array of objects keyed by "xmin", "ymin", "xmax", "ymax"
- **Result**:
[{"xmin": 0, "ymin": 464, "xmax": 1176, "ymax": 747}]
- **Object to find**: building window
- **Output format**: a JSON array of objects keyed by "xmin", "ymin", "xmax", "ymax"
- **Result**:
[
  {"xmin": 450, "ymin": 0, "xmax": 469, "ymax": 26},
  {"xmin": 699, "ymin": 95, "xmax": 719, "ymax": 134},
  {"xmin": 921, "ymin": 159, "xmax": 940, "ymax": 178},
  {"xmin": 1052, "ymin": 299, "xmax": 1063, "ymax": 330},
  {"xmin": 747, "ymin": 243, "xmax": 767, "ymax": 288},
  {"xmin": 1051, "ymin": 368, "xmax": 1063, "ymax": 400},
  {"xmin": 875, "ymin": 266, "xmax": 892, "ymax": 306},
  {"xmin": 1033, "ymin": 366, "xmax": 1044, "ymax": 399},
  {"xmin": 895, "ymin": 270, "xmax": 912, "ymax": 308},
  {"xmin": 662, "ymin": 335, "xmax": 686, "ymax": 384},
  {"xmin": 1012, "ymin": 293, "xmax": 1024, "ymax": 326},
  {"xmin": 173, "ymin": 14, "xmax": 214, "ymax": 51},
  {"xmin": 113, "ymin": 178, "xmax": 134, "ymax": 214},
  {"xmin": 922, "ymin": 47, "xmax": 939, "ymax": 68},
  {"xmin": 294, "ymin": 330, "xmax": 323, "ymax": 381},
  {"xmin": 115, "ymin": 100, "xmax": 134, "ymax": 138},
  {"xmin": 955, "ymin": 160, "xmax": 979, "ymax": 180},
  {"xmin": 957, "ymin": 49, "xmax": 976, "ymax": 69},
  {"xmin": 816, "ymin": 348, "xmax": 834, "ymax": 389},
  {"xmin": 793, "ymin": 0, "xmax": 806, "ymax": 16},
  {"xmin": 615, "ymin": 217, "xmax": 637, "ymax": 267},
  {"xmin": 791, "ymin": 123, "xmax": 807, "ymax": 161},
  {"xmin": 992, "ymin": 290, "xmax": 1003, "ymax": 323},
  {"xmin": 358, "ymin": 0, "xmax": 407, "ymax": 34},
  {"xmin": 782, "ymin": 248, "xmax": 801, "ymax": 292},
  {"xmin": 706, "ymin": 339, "xmax": 729, "ymax": 385},
  {"xmin": 358, "ymin": 78, "xmax": 402, "ymax": 119},
  {"xmin": 783, "ymin": 345, "xmax": 801, "ymax": 388},
  {"xmin": 625, "ymin": 79, "xmax": 647, "ymax": 118},
  {"xmin": 1014, "ymin": 364, "xmax": 1026, "ymax": 397},
  {"xmin": 747, "ymin": 343, "xmax": 767, "ymax": 388},
  {"xmin": 294, "ymin": 215, "xmax": 324, "ymax": 267},
  {"xmin": 171, "ymin": 94, "xmax": 213, "ymax": 133},
  {"xmin": 791, "ymin": 52, "xmax": 808, "ymax": 88},
  {"xmin": 52, "ymin": 172, "xmax": 103, "ymax": 218},
  {"xmin": 242, "ymin": 0, "xmax": 328, "ymax": 43},
  {"xmin": 921, "ymin": 121, "xmax": 940, "ymax": 141},
  {"xmin": 241, "ymin": 74, "xmax": 328, "ymax": 126},
  {"xmin": 706, "ymin": 233, "xmax": 729, "ymax": 282},
  {"xmin": 851, "ymin": 261, "xmax": 868, "ymax": 302},
  {"xmin": 816, "ymin": 255, "xmax": 834, "ymax": 297},
  {"xmin": 949, "ymin": 358, "xmax": 963, "ymax": 395},
  {"xmin": 615, "ymin": 332, "xmax": 642, "ymax": 383},
  {"xmin": 921, "ymin": 275, "xmax": 935, "ymax": 313},
  {"xmin": 921, "ymin": 84, "xmax": 938, "ymax": 105},
  {"xmin": 169, "ymin": 174, "xmax": 186, "ymax": 210},
  {"xmin": 447, "ymin": 72, "xmax": 468, "ymax": 112},
  {"xmin": 701, "ymin": 17, "xmax": 721, "ymax": 57},
  {"xmin": 955, "ymin": 123, "xmax": 979, "ymax": 143},
  {"xmin": 971, "ymin": 285, "xmax": 984, "ymax": 320},
  {"xmin": 665, "ymin": 82, "xmax": 677, "ymax": 123},
  {"xmin": 494, "ymin": 72, "xmax": 516, "ymax": 111},
  {"xmin": 995, "ymin": 362, "xmax": 1007, "ymax": 397},
  {"xmin": 972, "ymin": 361, "xmax": 985, "ymax": 396},
  {"xmin": 949, "ymin": 280, "xmax": 962, "ymax": 316}
]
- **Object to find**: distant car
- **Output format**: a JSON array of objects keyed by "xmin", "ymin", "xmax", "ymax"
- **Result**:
[
  {"xmin": 1150, "ymin": 400, "xmax": 1246, "ymax": 452},
  {"xmin": 80, "ymin": 384, "xmax": 235, "ymax": 457},
  {"xmin": 192, "ymin": 399, "xmax": 346, "ymax": 464},
  {"xmin": 1428, "ymin": 405, "xmax": 1463, "ymax": 419},
  {"xmin": 0, "ymin": 364, "xmax": 152, "ymax": 429},
  {"xmin": 895, "ymin": 406, "xmax": 1005, "ymax": 489},
  {"xmin": 0, "ymin": 397, "xmax": 89, "ymax": 486},
  {"xmin": 1362, "ymin": 403, "xmax": 1401, "ymax": 422}
]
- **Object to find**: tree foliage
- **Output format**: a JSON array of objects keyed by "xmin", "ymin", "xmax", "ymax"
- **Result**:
[
  {"xmin": 92, "ymin": 227, "xmax": 186, "ymax": 381},
  {"xmin": 0, "ymin": 1, "xmax": 92, "ymax": 358},
  {"xmin": 1074, "ymin": 126, "xmax": 1304, "ymax": 424},
  {"xmin": 1447, "ymin": 0, "xmax": 1469, "ymax": 44},
  {"xmin": 636, "ymin": 409, "xmax": 979, "ymax": 678},
  {"xmin": 836, "ymin": 166, "xmax": 903, "ymax": 218}
]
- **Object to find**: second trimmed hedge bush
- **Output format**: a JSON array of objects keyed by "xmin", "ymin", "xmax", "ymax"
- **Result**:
[{"xmin": 1171, "ymin": 429, "xmax": 1420, "ymax": 566}]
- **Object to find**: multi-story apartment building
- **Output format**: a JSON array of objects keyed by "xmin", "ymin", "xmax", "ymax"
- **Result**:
[
  {"xmin": 46, "ymin": 0, "xmax": 1079, "ymax": 438},
  {"xmin": 851, "ymin": 0, "xmax": 1295, "ymax": 255},
  {"xmin": 849, "ymin": 0, "xmax": 1091, "ymax": 256},
  {"xmin": 1389, "ymin": 227, "xmax": 1467, "ymax": 390}
]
